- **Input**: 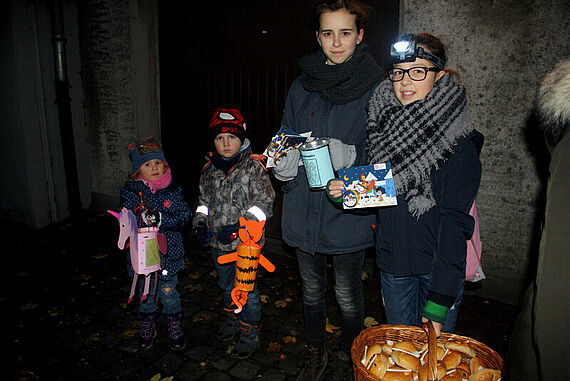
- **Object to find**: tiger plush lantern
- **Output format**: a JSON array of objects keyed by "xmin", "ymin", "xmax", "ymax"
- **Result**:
[{"xmin": 218, "ymin": 217, "xmax": 275, "ymax": 313}]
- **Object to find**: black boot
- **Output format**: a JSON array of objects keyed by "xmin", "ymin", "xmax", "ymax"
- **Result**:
[
  {"xmin": 138, "ymin": 312, "xmax": 157, "ymax": 350},
  {"xmin": 216, "ymin": 308, "xmax": 241, "ymax": 342},
  {"xmin": 329, "ymin": 350, "xmax": 354, "ymax": 381},
  {"xmin": 296, "ymin": 343, "xmax": 328, "ymax": 381},
  {"xmin": 230, "ymin": 321, "xmax": 260, "ymax": 359},
  {"xmin": 164, "ymin": 311, "xmax": 186, "ymax": 351}
]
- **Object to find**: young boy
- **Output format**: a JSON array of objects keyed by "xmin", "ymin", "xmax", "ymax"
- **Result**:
[{"xmin": 193, "ymin": 108, "xmax": 275, "ymax": 359}]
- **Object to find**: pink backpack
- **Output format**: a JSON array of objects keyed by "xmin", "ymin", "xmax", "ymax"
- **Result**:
[
  {"xmin": 465, "ymin": 202, "xmax": 485, "ymax": 282},
  {"xmin": 108, "ymin": 207, "xmax": 168, "ymax": 302}
]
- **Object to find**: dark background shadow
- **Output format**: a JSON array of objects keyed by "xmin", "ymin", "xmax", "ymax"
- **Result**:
[{"xmin": 157, "ymin": 0, "xmax": 399, "ymax": 237}]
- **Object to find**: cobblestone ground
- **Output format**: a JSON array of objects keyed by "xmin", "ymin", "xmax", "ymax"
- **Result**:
[{"xmin": 7, "ymin": 215, "xmax": 517, "ymax": 381}]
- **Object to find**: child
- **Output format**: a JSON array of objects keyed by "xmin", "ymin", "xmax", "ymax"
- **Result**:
[
  {"xmin": 329, "ymin": 33, "xmax": 484, "ymax": 337},
  {"xmin": 193, "ymin": 108, "xmax": 275, "ymax": 359},
  {"xmin": 120, "ymin": 136, "xmax": 191, "ymax": 351}
]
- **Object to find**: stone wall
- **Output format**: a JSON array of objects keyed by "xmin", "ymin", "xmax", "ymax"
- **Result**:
[
  {"xmin": 77, "ymin": 0, "xmax": 159, "ymax": 210},
  {"xmin": 400, "ymin": 0, "xmax": 570, "ymax": 303}
]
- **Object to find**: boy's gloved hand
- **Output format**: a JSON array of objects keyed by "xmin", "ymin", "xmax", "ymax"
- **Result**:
[
  {"xmin": 328, "ymin": 138, "xmax": 356, "ymax": 170},
  {"xmin": 273, "ymin": 149, "xmax": 300, "ymax": 181},
  {"xmin": 217, "ymin": 222, "xmax": 241, "ymax": 244},
  {"xmin": 194, "ymin": 226, "xmax": 212, "ymax": 247}
]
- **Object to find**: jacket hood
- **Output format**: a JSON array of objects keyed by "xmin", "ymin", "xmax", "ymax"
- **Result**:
[{"xmin": 537, "ymin": 59, "xmax": 570, "ymax": 146}]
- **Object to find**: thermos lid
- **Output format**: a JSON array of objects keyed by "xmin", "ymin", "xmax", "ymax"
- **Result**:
[{"xmin": 299, "ymin": 138, "xmax": 329, "ymax": 151}]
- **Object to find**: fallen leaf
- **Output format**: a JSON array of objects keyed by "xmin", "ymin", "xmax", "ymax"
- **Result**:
[
  {"xmin": 364, "ymin": 316, "xmax": 379, "ymax": 328},
  {"xmin": 48, "ymin": 307, "xmax": 64, "ymax": 317},
  {"xmin": 209, "ymin": 270, "xmax": 217, "ymax": 278},
  {"xmin": 119, "ymin": 329, "xmax": 140, "ymax": 339},
  {"xmin": 184, "ymin": 284, "xmax": 202, "ymax": 292},
  {"xmin": 274, "ymin": 299, "xmax": 287, "ymax": 308},
  {"xmin": 285, "ymin": 297, "xmax": 293, "ymax": 303},
  {"xmin": 79, "ymin": 333, "xmax": 101, "ymax": 346},
  {"xmin": 267, "ymin": 342, "xmax": 282, "ymax": 352},
  {"xmin": 325, "ymin": 317, "xmax": 340, "ymax": 333},
  {"xmin": 150, "ymin": 374, "xmax": 161, "ymax": 381},
  {"xmin": 93, "ymin": 253, "xmax": 108, "ymax": 260},
  {"xmin": 282, "ymin": 336, "xmax": 296, "ymax": 344},
  {"xmin": 20, "ymin": 303, "xmax": 39, "ymax": 311},
  {"xmin": 260, "ymin": 295, "xmax": 269, "ymax": 303},
  {"xmin": 188, "ymin": 271, "xmax": 201, "ymax": 279},
  {"xmin": 192, "ymin": 312, "xmax": 212, "ymax": 322},
  {"xmin": 361, "ymin": 271, "xmax": 369, "ymax": 280},
  {"xmin": 200, "ymin": 362, "xmax": 206, "ymax": 367},
  {"xmin": 280, "ymin": 354, "xmax": 286, "ymax": 360}
]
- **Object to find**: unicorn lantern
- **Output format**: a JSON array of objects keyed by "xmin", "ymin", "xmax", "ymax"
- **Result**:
[
  {"xmin": 108, "ymin": 207, "xmax": 167, "ymax": 303},
  {"xmin": 218, "ymin": 217, "xmax": 275, "ymax": 313}
]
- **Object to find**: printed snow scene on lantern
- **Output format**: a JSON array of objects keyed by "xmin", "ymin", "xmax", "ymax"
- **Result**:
[{"xmin": 337, "ymin": 163, "xmax": 398, "ymax": 209}]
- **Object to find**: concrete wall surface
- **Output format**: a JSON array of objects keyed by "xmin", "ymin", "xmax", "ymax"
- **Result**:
[
  {"xmin": 400, "ymin": 0, "xmax": 570, "ymax": 304},
  {"xmin": 1, "ymin": 1, "xmax": 89, "ymax": 228},
  {"xmin": 77, "ymin": 0, "xmax": 160, "ymax": 211}
]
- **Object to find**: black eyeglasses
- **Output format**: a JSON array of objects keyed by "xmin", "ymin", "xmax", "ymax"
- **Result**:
[{"xmin": 389, "ymin": 66, "xmax": 441, "ymax": 82}]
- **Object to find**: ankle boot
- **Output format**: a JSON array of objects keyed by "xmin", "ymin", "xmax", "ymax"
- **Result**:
[
  {"xmin": 230, "ymin": 321, "xmax": 260, "ymax": 359},
  {"xmin": 216, "ymin": 308, "xmax": 241, "ymax": 342},
  {"xmin": 296, "ymin": 343, "xmax": 328, "ymax": 381},
  {"xmin": 164, "ymin": 311, "xmax": 186, "ymax": 351},
  {"xmin": 138, "ymin": 312, "xmax": 157, "ymax": 350}
]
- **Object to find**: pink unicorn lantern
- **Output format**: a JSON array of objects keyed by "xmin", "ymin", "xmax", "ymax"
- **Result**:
[{"xmin": 108, "ymin": 207, "xmax": 167, "ymax": 303}]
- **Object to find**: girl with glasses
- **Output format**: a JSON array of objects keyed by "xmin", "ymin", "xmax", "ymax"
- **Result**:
[{"xmin": 329, "ymin": 33, "xmax": 484, "ymax": 337}]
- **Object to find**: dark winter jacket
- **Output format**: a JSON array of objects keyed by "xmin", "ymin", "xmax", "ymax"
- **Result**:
[
  {"xmin": 120, "ymin": 177, "xmax": 191, "ymax": 280},
  {"xmin": 193, "ymin": 146, "xmax": 275, "ymax": 251},
  {"xmin": 374, "ymin": 131, "xmax": 484, "ymax": 306},
  {"xmin": 280, "ymin": 78, "xmax": 378, "ymax": 254}
]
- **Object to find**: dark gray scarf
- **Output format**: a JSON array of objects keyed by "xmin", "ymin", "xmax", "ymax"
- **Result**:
[
  {"xmin": 367, "ymin": 74, "xmax": 474, "ymax": 217},
  {"xmin": 298, "ymin": 43, "xmax": 382, "ymax": 105}
]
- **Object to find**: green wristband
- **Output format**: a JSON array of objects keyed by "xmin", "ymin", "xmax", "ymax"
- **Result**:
[
  {"xmin": 326, "ymin": 178, "xmax": 343, "ymax": 204},
  {"xmin": 422, "ymin": 300, "xmax": 449, "ymax": 324}
]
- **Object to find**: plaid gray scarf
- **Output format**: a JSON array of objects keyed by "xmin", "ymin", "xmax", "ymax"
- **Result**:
[{"xmin": 367, "ymin": 74, "xmax": 474, "ymax": 217}]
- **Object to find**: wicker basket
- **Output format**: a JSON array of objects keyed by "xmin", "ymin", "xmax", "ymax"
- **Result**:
[{"xmin": 351, "ymin": 324, "xmax": 503, "ymax": 381}]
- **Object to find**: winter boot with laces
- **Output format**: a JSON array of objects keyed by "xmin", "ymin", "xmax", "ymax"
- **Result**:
[
  {"xmin": 329, "ymin": 350, "xmax": 354, "ymax": 381},
  {"xmin": 230, "ymin": 321, "xmax": 260, "ymax": 359},
  {"xmin": 138, "ymin": 312, "xmax": 158, "ymax": 350},
  {"xmin": 296, "ymin": 343, "xmax": 328, "ymax": 381},
  {"xmin": 216, "ymin": 308, "xmax": 241, "ymax": 342},
  {"xmin": 164, "ymin": 311, "xmax": 186, "ymax": 351}
]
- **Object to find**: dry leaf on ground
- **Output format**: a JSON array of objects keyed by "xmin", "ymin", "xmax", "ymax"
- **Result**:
[
  {"xmin": 364, "ymin": 316, "xmax": 379, "ymax": 328},
  {"xmin": 274, "ymin": 299, "xmax": 287, "ymax": 308},
  {"xmin": 282, "ymin": 336, "xmax": 297, "ymax": 344},
  {"xmin": 267, "ymin": 341, "xmax": 282, "ymax": 352},
  {"xmin": 325, "ymin": 317, "xmax": 340, "ymax": 333}
]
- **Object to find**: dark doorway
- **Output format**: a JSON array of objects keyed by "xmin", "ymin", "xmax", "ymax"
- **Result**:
[{"xmin": 158, "ymin": 0, "xmax": 399, "ymax": 223}]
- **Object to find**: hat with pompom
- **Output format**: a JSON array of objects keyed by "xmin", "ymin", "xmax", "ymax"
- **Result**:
[
  {"xmin": 209, "ymin": 108, "xmax": 247, "ymax": 141},
  {"xmin": 128, "ymin": 136, "xmax": 167, "ymax": 175}
]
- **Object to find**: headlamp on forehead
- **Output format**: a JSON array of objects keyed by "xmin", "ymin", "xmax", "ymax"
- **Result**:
[{"xmin": 390, "ymin": 34, "xmax": 445, "ymax": 69}]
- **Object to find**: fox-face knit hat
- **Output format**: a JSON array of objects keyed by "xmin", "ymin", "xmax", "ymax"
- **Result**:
[
  {"xmin": 209, "ymin": 108, "xmax": 247, "ymax": 141},
  {"xmin": 128, "ymin": 136, "xmax": 167, "ymax": 175}
]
